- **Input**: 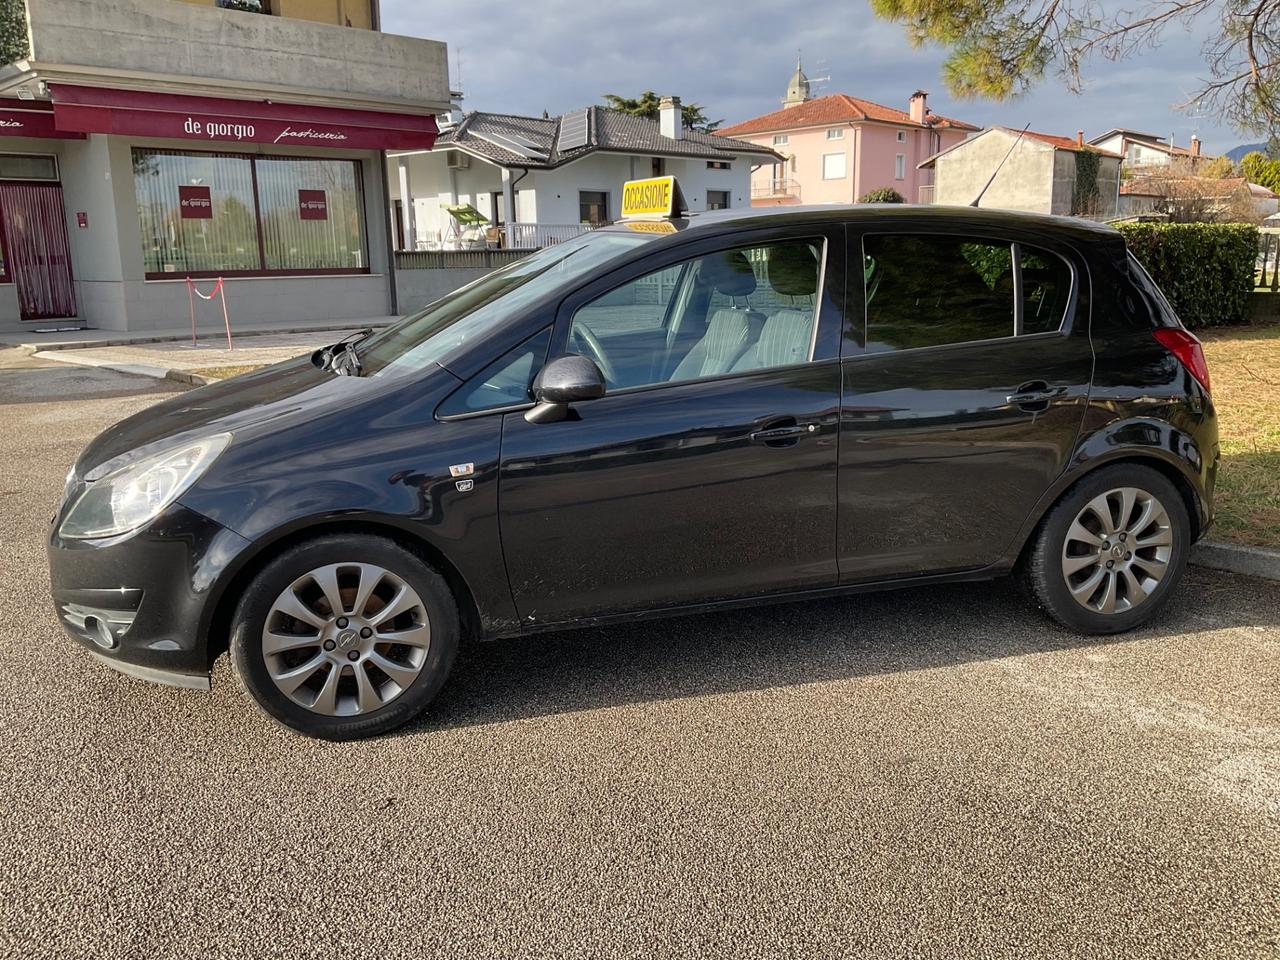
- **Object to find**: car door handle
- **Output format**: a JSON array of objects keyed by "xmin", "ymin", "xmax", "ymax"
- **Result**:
[
  {"xmin": 1007, "ymin": 382, "xmax": 1066, "ymax": 410},
  {"xmin": 750, "ymin": 422, "xmax": 819, "ymax": 446}
]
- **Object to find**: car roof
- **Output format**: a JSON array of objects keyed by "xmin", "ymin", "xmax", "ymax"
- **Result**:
[{"xmin": 598, "ymin": 203, "xmax": 1122, "ymax": 246}]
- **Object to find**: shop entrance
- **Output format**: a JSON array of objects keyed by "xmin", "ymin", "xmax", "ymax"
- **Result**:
[{"xmin": 0, "ymin": 181, "xmax": 77, "ymax": 321}]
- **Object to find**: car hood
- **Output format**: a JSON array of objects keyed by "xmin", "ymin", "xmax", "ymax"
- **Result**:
[{"xmin": 74, "ymin": 355, "xmax": 378, "ymax": 478}]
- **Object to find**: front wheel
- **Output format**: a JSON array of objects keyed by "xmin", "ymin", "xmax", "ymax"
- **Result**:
[
  {"xmin": 1021, "ymin": 464, "xmax": 1191, "ymax": 635},
  {"xmin": 230, "ymin": 534, "xmax": 459, "ymax": 740}
]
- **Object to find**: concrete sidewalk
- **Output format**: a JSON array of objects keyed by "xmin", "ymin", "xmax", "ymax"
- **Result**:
[
  {"xmin": 0, "ymin": 315, "xmax": 396, "ymax": 353},
  {"xmin": 32, "ymin": 328, "xmax": 372, "ymax": 384}
]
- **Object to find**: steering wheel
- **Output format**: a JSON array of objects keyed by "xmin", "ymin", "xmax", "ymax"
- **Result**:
[{"xmin": 569, "ymin": 322, "xmax": 619, "ymax": 384}]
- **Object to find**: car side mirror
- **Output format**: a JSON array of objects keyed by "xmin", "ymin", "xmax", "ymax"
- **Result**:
[{"xmin": 525, "ymin": 353, "xmax": 606, "ymax": 424}]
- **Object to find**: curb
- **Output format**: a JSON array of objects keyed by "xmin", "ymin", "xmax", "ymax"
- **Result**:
[
  {"xmin": 1191, "ymin": 540, "xmax": 1280, "ymax": 581},
  {"xmin": 3, "ymin": 321, "xmax": 390, "ymax": 353},
  {"xmin": 34, "ymin": 349, "xmax": 218, "ymax": 386}
]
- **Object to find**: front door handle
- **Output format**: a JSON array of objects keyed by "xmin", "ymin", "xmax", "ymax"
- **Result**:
[
  {"xmin": 1007, "ymin": 381, "xmax": 1066, "ymax": 411},
  {"xmin": 750, "ymin": 421, "xmax": 819, "ymax": 446}
]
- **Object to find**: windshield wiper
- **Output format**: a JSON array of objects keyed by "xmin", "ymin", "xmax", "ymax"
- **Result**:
[{"xmin": 321, "ymin": 328, "xmax": 372, "ymax": 376}]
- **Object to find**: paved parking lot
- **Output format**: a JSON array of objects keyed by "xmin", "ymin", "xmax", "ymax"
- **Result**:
[{"xmin": 1, "ymin": 347, "xmax": 1277, "ymax": 959}]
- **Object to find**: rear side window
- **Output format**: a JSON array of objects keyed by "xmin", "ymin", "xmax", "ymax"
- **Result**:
[
  {"xmin": 863, "ymin": 235, "xmax": 1072, "ymax": 352},
  {"xmin": 1020, "ymin": 246, "xmax": 1074, "ymax": 334}
]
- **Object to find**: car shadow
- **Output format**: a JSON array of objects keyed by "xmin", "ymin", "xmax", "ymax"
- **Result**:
[{"xmin": 409, "ymin": 566, "xmax": 1277, "ymax": 735}]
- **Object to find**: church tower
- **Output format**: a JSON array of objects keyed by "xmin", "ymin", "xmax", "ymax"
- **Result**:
[{"xmin": 783, "ymin": 55, "xmax": 811, "ymax": 108}]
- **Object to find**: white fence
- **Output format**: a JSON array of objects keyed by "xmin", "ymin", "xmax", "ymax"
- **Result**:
[{"xmin": 506, "ymin": 222, "xmax": 597, "ymax": 249}]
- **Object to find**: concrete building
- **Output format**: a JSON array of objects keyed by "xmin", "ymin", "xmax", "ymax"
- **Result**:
[
  {"xmin": 387, "ymin": 98, "xmax": 778, "ymax": 251},
  {"xmin": 921, "ymin": 127, "xmax": 1123, "ymax": 219},
  {"xmin": 0, "ymin": 0, "xmax": 449, "ymax": 332},
  {"xmin": 716, "ymin": 62, "xmax": 978, "ymax": 206}
]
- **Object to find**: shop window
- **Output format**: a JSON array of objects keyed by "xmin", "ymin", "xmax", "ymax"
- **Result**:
[
  {"xmin": 132, "ymin": 148, "xmax": 367, "ymax": 278},
  {"xmin": 256, "ymin": 157, "xmax": 366, "ymax": 271}
]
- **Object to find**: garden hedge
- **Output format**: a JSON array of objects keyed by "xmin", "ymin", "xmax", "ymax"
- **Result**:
[{"xmin": 1116, "ymin": 222, "xmax": 1258, "ymax": 329}]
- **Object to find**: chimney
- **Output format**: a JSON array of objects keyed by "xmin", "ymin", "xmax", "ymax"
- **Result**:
[
  {"xmin": 1190, "ymin": 134, "xmax": 1201, "ymax": 157},
  {"xmin": 659, "ymin": 96, "xmax": 683, "ymax": 141},
  {"xmin": 909, "ymin": 90, "xmax": 928, "ymax": 124},
  {"xmin": 1077, "ymin": 130, "xmax": 1084, "ymax": 147}
]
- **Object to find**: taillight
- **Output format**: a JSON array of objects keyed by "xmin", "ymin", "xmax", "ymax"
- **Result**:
[{"xmin": 1153, "ymin": 328, "xmax": 1211, "ymax": 394}]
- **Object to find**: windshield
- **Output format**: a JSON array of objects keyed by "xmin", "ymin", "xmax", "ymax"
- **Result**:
[{"xmin": 358, "ymin": 230, "xmax": 658, "ymax": 377}]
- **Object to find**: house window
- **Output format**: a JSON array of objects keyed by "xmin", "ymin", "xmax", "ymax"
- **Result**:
[
  {"xmin": 827, "ymin": 128, "xmax": 844, "ymax": 140},
  {"xmin": 706, "ymin": 190, "xmax": 730, "ymax": 210},
  {"xmin": 652, "ymin": 157, "xmax": 665, "ymax": 177},
  {"xmin": 133, "ymin": 149, "xmax": 367, "ymax": 278},
  {"xmin": 897, "ymin": 131, "xmax": 906, "ymax": 143},
  {"xmin": 822, "ymin": 153, "xmax": 847, "ymax": 180},
  {"xmin": 895, "ymin": 154, "xmax": 906, "ymax": 179},
  {"xmin": 579, "ymin": 190, "xmax": 609, "ymax": 225},
  {"xmin": 707, "ymin": 161, "xmax": 731, "ymax": 170},
  {"xmin": 773, "ymin": 135, "xmax": 789, "ymax": 146}
]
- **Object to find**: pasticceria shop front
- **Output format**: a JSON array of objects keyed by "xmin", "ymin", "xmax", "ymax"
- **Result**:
[{"xmin": 0, "ymin": 88, "xmax": 437, "ymax": 333}]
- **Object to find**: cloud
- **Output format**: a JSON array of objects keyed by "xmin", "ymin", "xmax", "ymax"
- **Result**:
[{"xmin": 382, "ymin": 0, "xmax": 1244, "ymax": 153}]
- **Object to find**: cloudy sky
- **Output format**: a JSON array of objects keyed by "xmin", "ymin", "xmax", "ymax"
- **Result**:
[{"xmin": 382, "ymin": 0, "xmax": 1250, "ymax": 155}]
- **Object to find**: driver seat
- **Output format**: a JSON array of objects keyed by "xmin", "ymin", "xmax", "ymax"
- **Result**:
[{"xmin": 670, "ymin": 250, "xmax": 765, "ymax": 381}]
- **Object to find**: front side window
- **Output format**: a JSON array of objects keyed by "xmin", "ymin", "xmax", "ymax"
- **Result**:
[
  {"xmin": 822, "ymin": 153, "xmax": 847, "ymax": 180},
  {"xmin": 579, "ymin": 190, "xmax": 608, "ymax": 225},
  {"xmin": 132, "ymin": 149, "xmax": 366, "ymax": 276},
  {"xmin": 568, "ymin": 238, "xmax": 825, "ymax": 391},
  {"xmin": 863, "ymin": 235, "xmax": 1072, "ymax": 352},
  {"xmin": 361, "ymin": 230, "xmax": 655, "ymax": 377}
]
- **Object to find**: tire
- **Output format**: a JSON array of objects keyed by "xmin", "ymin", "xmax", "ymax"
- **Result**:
[
  {"xmin": 1021, "ymin": 463, "xmax": 1191, "ymax": 635},
  {"xmin": 230, "ymin": 534, "xmax": 459, "ymax": 740}
]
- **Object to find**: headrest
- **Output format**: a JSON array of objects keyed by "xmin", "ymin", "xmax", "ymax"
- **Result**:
[
  {"xmin": 701, "ymin": 249, "xmax": 757, "ymax": 297},
  {"xmin": 767, "ymin": 243, "xmax": 819, "ymax": 297}
]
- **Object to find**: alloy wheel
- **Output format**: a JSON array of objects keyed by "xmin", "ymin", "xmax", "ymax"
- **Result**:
[
  {"xmin": 261, "ymin": 563, "xmax": 431, "ymax": 716},
  {"xmin": 1060, "ymin": 486, "xmax": 1174, "ymax": 615}
]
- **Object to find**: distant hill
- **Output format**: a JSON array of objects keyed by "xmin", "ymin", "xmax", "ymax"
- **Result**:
[{"xmin": 1226, "ymin": 142, "xmax": 1267, "ymax": 162}]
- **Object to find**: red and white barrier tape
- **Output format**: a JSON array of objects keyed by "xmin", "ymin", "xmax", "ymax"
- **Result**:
[{"xmin": 185, "ymin": 277, "xmax": 233, "ymax": 351}]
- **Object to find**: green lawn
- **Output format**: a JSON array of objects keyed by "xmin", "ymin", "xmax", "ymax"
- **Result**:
[{"xmin": 1199, "ymin": 324, "xmax": 1280, "ymax": 548}]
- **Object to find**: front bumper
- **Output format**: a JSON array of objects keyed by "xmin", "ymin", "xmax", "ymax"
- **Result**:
[{"xmin": 48, "ymin": 502, "xmax": 254, "ymax": 688}]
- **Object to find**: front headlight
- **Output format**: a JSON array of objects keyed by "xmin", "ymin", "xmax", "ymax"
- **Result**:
[{"xmin": 60, "ymin": 433, "xmax": 231, "ymax": 540}]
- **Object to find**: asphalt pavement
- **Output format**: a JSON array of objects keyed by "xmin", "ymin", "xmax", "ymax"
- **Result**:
[{"xmin": 1, "ymin": 347, "xmax": 1277, "ymax": 959}]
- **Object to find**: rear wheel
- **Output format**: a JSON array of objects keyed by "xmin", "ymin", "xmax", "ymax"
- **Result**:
[
  {"xmin": 230, "ymin": 535, "xmax": 459, "ymax": 740},
  {"xmin": 1022, "ymin": 464, "xmax": 1190, "ymax": 634}
]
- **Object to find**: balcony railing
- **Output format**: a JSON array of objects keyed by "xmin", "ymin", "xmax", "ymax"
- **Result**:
[
  {"xmin": 506, "ymin": 222, "xmax": 597, "ymax": 249},
  {"xmin": 751, "ymin": 178, "xmax": 802, "ymax": 201}
]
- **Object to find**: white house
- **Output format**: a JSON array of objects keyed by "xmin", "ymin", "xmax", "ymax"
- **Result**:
[
  {"xmin": 1089, "ymin": 128, "xmax": 1210, "ymax": 170},
  {"xmin": 387, "ymin": 97, "xmax": 780, "ymax": 250}
]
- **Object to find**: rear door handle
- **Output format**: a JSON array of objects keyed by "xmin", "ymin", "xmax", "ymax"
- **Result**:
[
  {"xmin": 750, "ymin": 421, "xmax": 819, "ymax": 446},
  {"xmin": 1007, "ymin": 381, "xmax": 1066, "ymax": 410}
]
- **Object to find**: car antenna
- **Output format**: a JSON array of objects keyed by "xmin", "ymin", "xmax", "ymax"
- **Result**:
[{"xmin": 970, "ymin": 123, "xmax": 1031, "ymax": 207}]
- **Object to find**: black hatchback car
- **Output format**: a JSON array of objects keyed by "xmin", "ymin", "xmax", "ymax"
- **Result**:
[{"xmin": 49, "ymin": 203, "xmax": 1218, "ymax": 739}]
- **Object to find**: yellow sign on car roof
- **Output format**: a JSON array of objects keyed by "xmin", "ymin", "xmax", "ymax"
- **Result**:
[{"xmin": 621, "ymin": 176, "xmax": 686, "ymax": 220}]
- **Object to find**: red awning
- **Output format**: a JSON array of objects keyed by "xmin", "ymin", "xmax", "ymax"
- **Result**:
[
  {"xmin": 48, "ymin": 84, "xmax": 437, "ymax": 151},
  {"xmin": 0, "ymin": 99, "xmax": 84, "ymax": 140}
]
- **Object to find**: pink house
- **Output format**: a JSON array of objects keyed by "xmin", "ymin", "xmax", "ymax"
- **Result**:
[{"xmin": 718, "ymin": 63, "xmax": 978, "ymax": 205}]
